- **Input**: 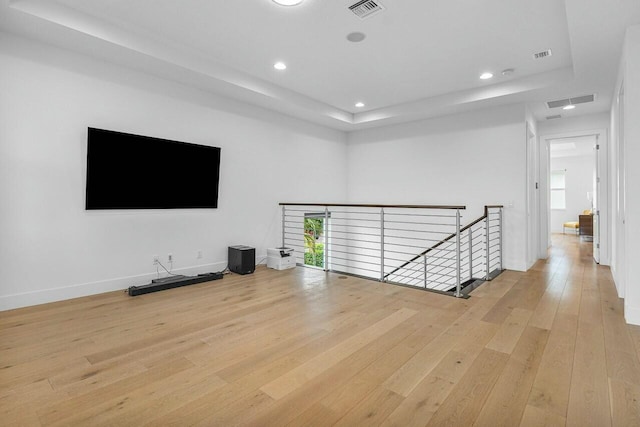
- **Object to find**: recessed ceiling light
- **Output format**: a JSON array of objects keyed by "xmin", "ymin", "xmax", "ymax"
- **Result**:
[
  {"xmin": 273, "ymin": 0, "xmax": 303, "ymax": 5},
  {"xmin": 563, "ymin": 104, "xmax": 576, "ymax": 110},
  {"xmin": 480, "ymin": 72, "xmax": 494, "ymax": 80},
  {"xmin": 355, "ymin": 102, "xmax": 365, "ymax": 108},
  {"xmin": 501, "ymin": 68, "xmax": 515, "ymax": 76},
  {"xmin": 274, "ymin": 62, "xmax": 287, "ymax": 70},
  {"xmin": 347, "ymin": 32, "xmax": 366, "ymax": 43}
]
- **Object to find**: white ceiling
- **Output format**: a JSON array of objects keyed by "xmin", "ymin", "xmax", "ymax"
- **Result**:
[{"xmin": 1, "ymin": 0, "xmax": 639, "ymax": 131}]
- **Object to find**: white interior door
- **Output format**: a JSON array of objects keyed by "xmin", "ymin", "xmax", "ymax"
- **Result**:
[
  {"xmin": 616, "ymin": 85, "xmax": 626, "ymax": 293},
  {"xmin": 526, "ymin": 124, "xmax": 538, "ymax": 268},
  {"xmin": 593, "ymin": 137, "xmax": 600, "ymax": 263}
]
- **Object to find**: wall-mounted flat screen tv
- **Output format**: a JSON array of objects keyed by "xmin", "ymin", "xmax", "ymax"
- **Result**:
[{"xmin": 86, "ymin": 128, "xmax": 221, "ymax": 209}]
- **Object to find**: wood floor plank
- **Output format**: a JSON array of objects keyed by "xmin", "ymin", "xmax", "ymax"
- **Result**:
[
  {"xmin": 193, "ymin": 389, "xmax": 275, "ymax": 427},
  {"xmin": 58, "ymin": 368, "xmax": 227, "ymax": 427},
  {"xmin": 382, "ymin": 329, "xmax": 459, "ymax": 396},
  {"xmin": 609, "ymin": 378, "xmax": 640, "ymax": 427},
  {"xmin": 425, "ymin": 348, "xmax": 509, "ymax": 426},
  {"xmin": 382, "ymin": 375, "xmax": 451, "ymax": 427},
  {"xmin": 446, "ymin": 295, "xmax": 500, "ymax": 335},
  {"xmin": 432, "ymin": 321, "xmax": 499, "ymax": 382},
  {"xmin": 528, "ymin": 278, "xmax": 567, "ymax": 330},
  {"xmin": 520, "ymin": 404, "xmax": 566, "ymax": 427},
  {"xmin": 515, "ymin": 277, "xmax": 549, "ymax": 311},
  {"xmin": 557, "ymin": 279, "xmax": 583, "ymax": 317},
  {"xmin": 566, "ymin": 321, "xmax": 611, "ymax": 426},
  {"xmin": 600, "ymin": 288, "xmax": 640, "ymax": 385},
  {"xmin": 383, "ymin": 324, "xmax": 499, "ymax": 426},
  {"xmin": 287, "ymin": 334, "xmax": 425, "ymax": 426},
  {"xmin": 36, "ymin": 357, "xmax": 195, "ymax": 425},
  {"xmin": 485, "ymin": 307, "xmax": 533, "ymax": 354},
  {"xmin": 0, "ymin": 379, "xmax": 69, "ymax": 427},
  {"xmin": 101, "ymin": 370, "xmax": 227, "ymax": 426},
  {"xmin": 628, "ymin": 325, "xmax": 640, "ymax": 361},
  {"xmin": 527, "ymin": 313, "xmax": 578, "ymax": 417},
  {"xmin": 474, "ymin": 326, "xmax": 549, "ymax": 427},
  {"xmin": 85, "ymin": 294, "xmax": 297, "ymax": 364},
  {"xmin": 281, "ymin": 340, "xmax": 418, "ymax": 427},
  {"xmin": 48, "ymin": 359, "xmax": 149, "ymax": 396},
  {"xmin": 480, "ymin": 283, "xmax": 524, "ymax": 324},
  {"xmin": 333, "ymin": 387, "xmax": 404, "ymax": 426},
  {"xmin": 148, "ymin": 307, "xmax": 417, "ymax": 425},
  {"xmin": 260, "ymin": 307, "xmax": 417, "ymax": 400},
  {"xmin": 242, "ymin": 313, "xmax": 429, "ymax": 427}
]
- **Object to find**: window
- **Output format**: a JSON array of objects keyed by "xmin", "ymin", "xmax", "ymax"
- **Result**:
[{"xmin": 550, "ymin": 169, "xmax": 566, "ymax": 209}]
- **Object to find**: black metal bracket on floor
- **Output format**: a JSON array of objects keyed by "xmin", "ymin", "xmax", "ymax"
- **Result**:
[
  {"xmin": 446, "ymin": 269, "xmax": 506, "ymax": 297},
  {"xmin": 128, "ymin": 272, "xmax": 223, "ymax": 296},
  {"xmin": 486, "ymin": 268, "xmax": 504, "ymax": 281}
]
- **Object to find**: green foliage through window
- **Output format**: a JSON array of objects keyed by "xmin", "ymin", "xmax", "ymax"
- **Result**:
[
  {"xmin": 304, "ymin": 217, "xmax": 324, "ymax": 268},
  {"xmin": 304, "ymin": 243, "xmax": 324, "ymax": 267}
]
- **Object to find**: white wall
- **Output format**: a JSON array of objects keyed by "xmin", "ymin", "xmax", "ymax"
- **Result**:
[
  {"xmin": 0, "ymin": 36, "xmax": 348, "ymax": 310},
  {"xmin": 346, "ymin": 105, "xmax": 528, "ymax": 271},
  {"xmin": 610, "ymin": 24, "xmax": 640, "ymax": 325},
  {"xmin": 550, "ymin": 154, "xmax": 594, "ymax": 233}
]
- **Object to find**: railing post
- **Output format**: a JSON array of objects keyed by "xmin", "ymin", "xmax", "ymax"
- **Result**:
[
  {"xmin": 324, "ymin": 206, "xmax": 329, "ymax": 272},
  {"xmin": 499, "ymin": 207, "xmax": 503, "ymax": 271},
  {"xmin": 455, "ymin": 209, "xmax": 461, "ymax": 297},
  {"xmin": 485, "ymin": 210, "xmax": 491, "ymax": 280},
  {"xmin": 423, "ymin": 254, "xmax": 427, "ymax": 289},
  {"xmin": 380, "ymin": 208, "xmax": 385, "ymax": 282},
  {"xmin": 468, "ymin": 227, "xmax": 473, "ymax": 280},
  {"xmin": 282, "ymin": 205, "xmax": 286, "ymax": 248}
]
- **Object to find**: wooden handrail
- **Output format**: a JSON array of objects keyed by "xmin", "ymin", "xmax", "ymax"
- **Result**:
[
  {"xmin": 279, "ymin": 203, "xmax": 466, "ymax": 210},
  {"xmin": 384, "ymin": 205, "xmax": 503, "ymax": 279}
]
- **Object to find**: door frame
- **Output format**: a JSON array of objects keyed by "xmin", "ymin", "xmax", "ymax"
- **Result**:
[
  {"xmin": 526, "ymin": 122, "xmax": 539, "ymax": 268},
  {"xmin": 539, "ymin": 128, "xmax": 609, "ymax": 265},
  {"xmin": 613, "ymin": 83, "xmax": 626, "ymax": 296}
]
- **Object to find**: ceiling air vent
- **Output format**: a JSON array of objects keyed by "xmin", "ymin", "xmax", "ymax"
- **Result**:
[
  {"xmin": 349, "ymin": 0, "xmax": 385, "ymax": 19},
  {"xmin": 546, "ymin": 115, "xmax": 562, "ymax": 120},
  {"xmin": 546, "ymin": 94, "xmax": 596, "ymax": 109},
  {"xmin": 533, "ymin": 49, "xmax": 553, "ymax": 59}
]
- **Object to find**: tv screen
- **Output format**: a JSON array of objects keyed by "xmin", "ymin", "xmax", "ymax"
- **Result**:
[{"xmin": 86, "ymin": 128, "xmax": 221, "ymax": 209}]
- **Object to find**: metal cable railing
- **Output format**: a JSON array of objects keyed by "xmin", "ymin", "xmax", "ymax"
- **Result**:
[{"xmin": 280, "ymin": 203, "xmax": 503, "ymax": 298}]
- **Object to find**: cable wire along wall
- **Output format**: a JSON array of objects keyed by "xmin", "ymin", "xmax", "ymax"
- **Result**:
[{"xmin": 280, "ymin": 203, "xmax": 503, "ymax": 297}]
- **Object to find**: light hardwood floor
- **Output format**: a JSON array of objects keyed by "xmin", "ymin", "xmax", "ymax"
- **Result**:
[{"xmin": 1, "ymin": 234, "xmax": 640, "ymax": 426}]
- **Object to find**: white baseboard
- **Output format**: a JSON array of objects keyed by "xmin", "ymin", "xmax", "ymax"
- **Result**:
[
  {"xmin": 610, "ymin": 265, "xmax": 625, "ymax": 298},
  {"xmin": 625, "ymin": 303, "xmax": 640, "ymax": 326},
  {"xmin": 0, "ymin": 261, "xmax": 227, "ymax": 312},
  {"xmin": 507, "ymin": 261, "xmax": 528, "ymax": 272}
]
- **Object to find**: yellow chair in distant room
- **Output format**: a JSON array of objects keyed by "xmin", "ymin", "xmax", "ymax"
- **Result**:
[
  {"xmin": 563, "ymin": 221, "xmax": 579, "ymax": 234},
  {"xmin": 563, "ymin": 209, "xmax": 592, "ymax": 234}
]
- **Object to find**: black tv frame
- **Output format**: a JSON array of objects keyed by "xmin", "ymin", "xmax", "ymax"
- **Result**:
[{"xmin": 85, "ymin": 128, "xmax": 221, "ymax": 210}]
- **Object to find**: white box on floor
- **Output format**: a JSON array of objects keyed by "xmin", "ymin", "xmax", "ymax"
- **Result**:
[{"xmin": 267, "ymin": 247, "xmax": 296, "ymax": 270}]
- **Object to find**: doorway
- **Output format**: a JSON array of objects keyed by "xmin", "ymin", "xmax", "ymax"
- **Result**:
[
  {"xmin": 547, "ymin": 134, "xmax": 602, "ymax": 263},
  {"xmin": 304, "ymin": 213, "xmax": 326, "ymax": 268}
]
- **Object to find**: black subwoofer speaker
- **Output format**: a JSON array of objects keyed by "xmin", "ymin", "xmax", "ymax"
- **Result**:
[{"xmin": 228, "ymin": 245, "xmax": 255, "ymax": 275}]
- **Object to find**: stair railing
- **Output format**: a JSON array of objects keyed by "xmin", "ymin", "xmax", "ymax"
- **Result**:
[{"xmin": 279, "ymin": 203, "xmax": 503, "ymax": 297}]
